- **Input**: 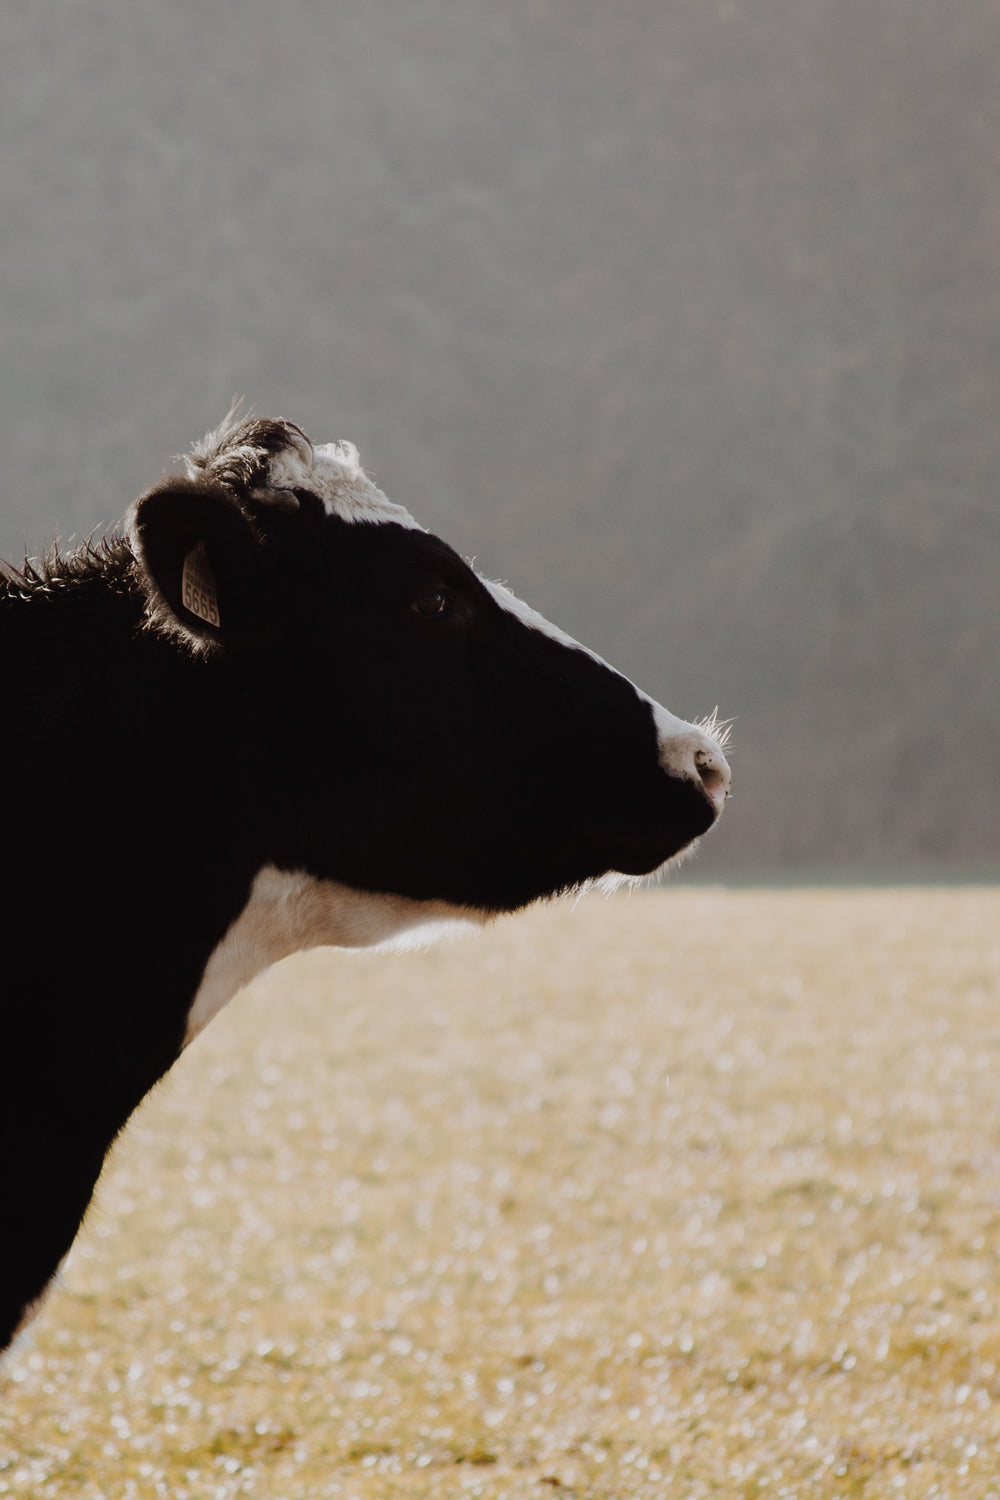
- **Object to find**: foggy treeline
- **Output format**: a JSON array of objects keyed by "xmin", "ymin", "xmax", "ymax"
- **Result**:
[{"xmin": 2, "ymin": 0, "xmax": 997, "ymax": 876}]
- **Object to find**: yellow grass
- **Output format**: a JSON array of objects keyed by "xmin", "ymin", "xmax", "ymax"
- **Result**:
[{"xmin": 3, "ymin": 888, "xmax": 1000, "ymax": 1498}]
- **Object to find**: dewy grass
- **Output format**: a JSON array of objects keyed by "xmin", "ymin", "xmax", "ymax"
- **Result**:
[{"xmin": 2, "ymin": 888, "xmax": 1000, "ymax": 1498}]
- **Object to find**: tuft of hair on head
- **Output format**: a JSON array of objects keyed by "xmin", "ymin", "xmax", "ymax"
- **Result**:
[{"xmin": 182, "ymin": 399, "xmax": 314, "ymax": 499}]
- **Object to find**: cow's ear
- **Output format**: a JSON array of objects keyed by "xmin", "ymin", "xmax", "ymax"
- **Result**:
[{"xmin": 127, "ymin": 478, "xmax": 265, "ymax": 649}]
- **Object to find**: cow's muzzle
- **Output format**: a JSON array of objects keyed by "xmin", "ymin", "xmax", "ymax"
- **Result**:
[{"xmin": 656, "ymin": 714, "xmax": 733, "ymax": 816}]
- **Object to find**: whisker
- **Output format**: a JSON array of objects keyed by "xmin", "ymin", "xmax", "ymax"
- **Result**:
[{"xmin": 693, "ymin": 707, "xmax": 736, "ymax": 753}]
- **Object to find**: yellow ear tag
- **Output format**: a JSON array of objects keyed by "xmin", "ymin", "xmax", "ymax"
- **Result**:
[{"xmin": 181, "ymin": 542, "xmax": 220, "ymax": 628}]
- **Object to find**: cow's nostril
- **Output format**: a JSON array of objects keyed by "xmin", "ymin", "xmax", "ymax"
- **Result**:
[
  {"xmin": 657, "ymin": 721, "xmax": 733, "ymax": 813},
  {"xmin": 695, "ymin": 747, "xmax": 732, "ymax": 803}
]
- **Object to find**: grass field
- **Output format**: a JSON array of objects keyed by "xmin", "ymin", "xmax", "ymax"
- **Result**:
[{"xmin": 3, "ymin": 888, "xmax": 1000, "ymax": 1498}]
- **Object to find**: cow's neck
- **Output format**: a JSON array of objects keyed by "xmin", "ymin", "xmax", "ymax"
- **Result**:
[{"xmin": 184, "ymin": 865, "xmax": 486, "ymax": 1047}]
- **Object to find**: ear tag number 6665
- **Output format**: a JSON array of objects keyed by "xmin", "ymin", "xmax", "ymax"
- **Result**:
[{"xmin": 181, "ymin": 543, "xmax": 220, "ymax": 628}]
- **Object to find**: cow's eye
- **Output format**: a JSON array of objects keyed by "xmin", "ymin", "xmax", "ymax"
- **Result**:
[{"xmin": 411, "ymin": 590, "xmax": 449, "ymax": 618}]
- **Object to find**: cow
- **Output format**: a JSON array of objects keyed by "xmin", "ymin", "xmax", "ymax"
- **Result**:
[{"xmin": 0, "ymin": 409, "xmax": 731, "ymax": 1350}]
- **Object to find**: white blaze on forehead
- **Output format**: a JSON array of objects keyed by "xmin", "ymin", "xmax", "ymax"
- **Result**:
[
  {"xmin": 482, "ymin": 577, "xmax": 731, "ymax": 811},
  {"xmin": 483, "ymin": 578, "xmax": 607, "ymax": 659},
  {"xmin": 259, "ymin": 422, "xmax": 726, "ymax": 769},
  {"xmin": 266, "ymin": 440, "xmax": 423, "ymax": 529},
  {"xmin": 482, "ymin": 578, "xmax": 709, "ymax": 741}
]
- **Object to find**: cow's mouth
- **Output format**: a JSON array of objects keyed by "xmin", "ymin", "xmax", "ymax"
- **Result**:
[{"xmin": 568, "ymin": 775, "xmax": 721, "ymax": 882}]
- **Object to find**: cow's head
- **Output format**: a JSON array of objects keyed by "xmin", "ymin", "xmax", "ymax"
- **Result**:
[{"xmin": 128, "ymin": 411, "xmax": 731, "ymax": 925}]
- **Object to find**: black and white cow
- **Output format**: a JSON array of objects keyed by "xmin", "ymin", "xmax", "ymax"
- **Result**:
[{"xmin": 0, "ymin": 411, "xmax": 730, "ymax": 1350}]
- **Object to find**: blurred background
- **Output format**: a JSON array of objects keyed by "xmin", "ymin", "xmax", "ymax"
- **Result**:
[{"xmin": 2, "ymin": 0, "xmax": 997, "ymax": 879}]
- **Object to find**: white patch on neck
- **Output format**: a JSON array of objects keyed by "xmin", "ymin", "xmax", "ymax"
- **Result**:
[
  {"xmin": 183, "ymin": 867, "xmax": 486, "ymax": 1048},
  {"xmin": 266, "ymin": 442, "xmax": 422, "ymax": 529}
]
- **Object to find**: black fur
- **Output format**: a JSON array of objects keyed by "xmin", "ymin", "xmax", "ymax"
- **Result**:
[{"xmin": 0, "ymin": 416, "xmax": 722, "ymax": 1349}]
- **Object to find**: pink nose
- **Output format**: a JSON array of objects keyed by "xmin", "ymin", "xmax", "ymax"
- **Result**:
[
  {"xmin": 693, "ymin": 742, "xmax": 732, "ymax": 810},
  {"xmin": 660, "ymin": 731, "xmax": 733, "ymax": 813}
]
